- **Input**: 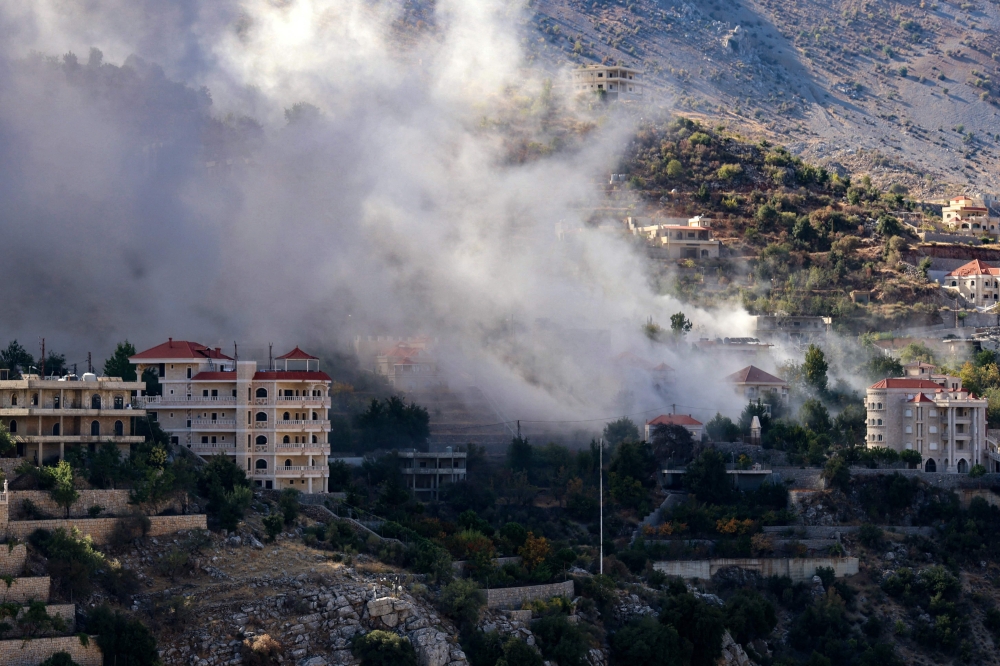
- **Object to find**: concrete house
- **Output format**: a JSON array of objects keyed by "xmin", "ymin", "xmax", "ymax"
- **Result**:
[
  {"xmin": 627, "ymin": 215, "xmax": 722, "ymax": 259},
  {"xmin": 725, "ymin": 365, "xmax": 789, "ymax": 404},
  {"xmin": 942, "ymin": 196, "xmax": 998, "ymax": 238},
  {"xmin": 645, "ymin": 414, "xmax": 704, "ymax": 441},
  {"xmin": 131, "ymin": 340, "xmax": 331, "ymax": 493},
  {"xmin": 571, "ymin": 65, "xmax": 643, "ymax": 99},
  {"xmin": 942, "ymin": 259, "xmax": 1000, "ymax": 308}
]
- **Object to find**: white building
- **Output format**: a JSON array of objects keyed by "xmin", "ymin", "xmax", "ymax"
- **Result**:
[
  {"xmin": 627, "ymin": 215, "xmax": 722, "ymax": 259},
  {"xmin": 571, "ymin": 65, "xmax": 643, "ymax": 99},
  {"xmin": 645, "ymin": 414, "xmax": 704, "ymax": 441},
  {"xmin": 131, "ymin": 340, "xmax": 331, "ymax": 493},
  {"xmin": 866, "ymin": 378, "xmax": 986, "ymax": 473}
]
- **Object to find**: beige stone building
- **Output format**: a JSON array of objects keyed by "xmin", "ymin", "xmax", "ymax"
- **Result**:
[
  {"xmin": 866, "ymin": 378, "xmax": 986, "ymax": 473},
  {"xmin": 571, "ymin": 65, "xmax": 642, "ymax": 99},
  {"xmin": 0, "ymin": 372, "xmax": 146, "ymax": 465},
  {"xmin": 131, "ymin": 340, "xmax": 331, "ymax": 493},
  {"xmin": 627, "ymin": 215, "xmax": 721, "ymax": 259},
  {"xmin": 942, "ymin": 196, "xmax": 998, "ymax": 238},
  {"xmin": 942, "ymin": 259, "xmax": 1000, "ymax": 308}
]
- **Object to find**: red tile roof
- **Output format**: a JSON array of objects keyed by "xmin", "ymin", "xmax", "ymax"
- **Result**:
[
  {"xmin": 869, "ymin": 378, "xmax": 944, "ymax": 389},
  {"xmin": 131, "ymin": 339, "xmax": 234, "ymax": 361},
  {"xmin": 908, "ymin": 393, "xmax": 934, "ymax": 402},
  {"xmin": 725, "ymin": 365, "xmax": 786, "ymax": 385},
  {"xmin": 253, "ymin": 371, "xmax": 331, "ymax": 381},
  {"xmin": 652, "ymin": 363, "xmax": 675, "ymax": 372},
  {"xmin": 945, "ymin": 259, "xmax": 1000, "ymax": 277},
  {"xmin": 276, "ymin": 346, "xmax": 319, "ymax": 360},
  {"xmin": 646, "ymin": 414, "xmax": 703, "ymax": 427}
]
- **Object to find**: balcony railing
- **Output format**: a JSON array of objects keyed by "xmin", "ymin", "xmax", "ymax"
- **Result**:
[
  {"xmin": 191, "ymin": 419, "xmax": 237, "ymax": 428},
  {"xmin": 275, "ymin": 420, "xmax": 325, "ymax": 426},
  {"xmin": 191, "ymin": 443, "xmax": 238, "ymax": 452},
  {"xmin": 138, "ymin": 395, "xmax": 236, "ymax": 405},
  {"xmin": 276, "ymin": 443, "xmax": 327, "ymax": 450},
  {"xmin": 277, "ymin": 395, "xmax": 328, "ymax": 402},
  {"xmin": 252, "ymin": 466, "xmax": 327, "ymax": 476}
]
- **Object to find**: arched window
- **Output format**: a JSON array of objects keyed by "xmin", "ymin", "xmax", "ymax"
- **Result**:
[
  {"xmin": 284, "ymin": 459, "xmax": 292, "ymax": 467},
  {"xmin": 31, "ymin": 394, "xmax": 38, "ymax": 406},
  {"xmin": 254, "ymin": 412, "xmax": 267, "ymax": 422},
  {"xmin": 10, "ymin": 395, "xmax": 16, "ymax": 407},
  {"xmin": 312, "ymin": 412, "xmax": 318, "ymax": 420},
  {"xmin": 8, "ymin": 420, "xmax": 15, "ymax": 433},
  {"xmin": 283, "ymin": 435, "xmax": 290, "ymax": 444},
  {"xmin": 255, "ymin": 388, "xmax": 267, "ymax": 398},
  {"xmin": 91, "ymin": 394, "xmax": 101, "ymax": 410},
  {"xmin": 925, "ymin": 458, "xmax": 936, "ymax": 472},
  {"xmin": 114, "ymin": 395, "xmax": 124, "ymax": 409},
  {"xmin": 52, "ymin": 423, "xmax": 60, "ymax": 436},
  {"xmin": 91, "ymin": 421, "xmax": 100, "ymax": 436},
  {"xmin": 114, "ymin": 420, "xmax": 124, "ymax": 436},
  {"xmin": 255, "ymin": 435, "xmax": 267, "ymax": 445},
  {"xmin": 958, "ymin": 459, "xmax": 969, "ymax": 473},
  {"xmin": 282, "ymin": 412, "xmax": 290, "ymax": 420},
  {"xmin": 255, "ymin": 459, "xmax": 268, "ymax": 469},
  {"xmin": 312, "ymin": 435, "xmax": 317, "ymax": 443}
]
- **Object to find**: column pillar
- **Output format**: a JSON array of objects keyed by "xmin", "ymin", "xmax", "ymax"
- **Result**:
[
  {"xmin": 948, "ymin": 406, "xmax": 955, "ymax": 472},
  {"xmin": 308, "ymin": 477, "xmax": 313, "ymax": 494},
  {"xmin": 38, "ymin": 441, "xmax": 43, "ymax": 467}
]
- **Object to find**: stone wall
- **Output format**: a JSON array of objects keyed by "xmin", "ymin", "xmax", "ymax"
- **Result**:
[
  {"xmin": 453, "ymin": 557, "xmax": 521, "ymax": 576},
  {"xmin": 8, "ymin": 489, "xmax": 135, "ymax": 519},
  {"xmin": 772, "ymin": 468, "xmax": 825, "ymax": 490},
  {"xmin": 2, "ymin": 514, "xmax": 207, "ymax": 544},
  {"xmin": 0, "ymin": 543, "xmax": 27, "ymax": 576},
  {"xmin": 0, "ymin": 635, "xmax": 102, "ymax": 666},
  {"xmin": 761, "ymin": 526, "xmax": 934, "ymax": 538},
  {"xmin": 484, "ymin": 580, "xmax": 575, "ymax": 610},
  {"xmin": 653, "ymin": 557, "xmax": 859, "ymax": 583},
  {"xmin": 849, "ymin": 467, "xmax": 1000, "ymax": 490},
  {"xmin": 0, "ymin": 577, "xmax": 50, "ymax": 603}
]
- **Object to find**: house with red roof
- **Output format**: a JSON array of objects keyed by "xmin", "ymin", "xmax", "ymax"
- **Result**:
[
  {"xmin": 724, "ymin": 365, "xmax": 788, "ymax": 406},
  {"xmin": 942, "ymin": 259, "xmax": 1000, "ymax": 308},
  {"xmin": 941, "ymin": 196, "xmax": 996, "ymax": 237},
  {"xmin": 374, "ymin": 342, "xmax": 440, "ymax": 391},
  {"xmin": 645, "ymin": 413, "xmax": 704, "ymax": 441},
  {"xmin": 866, "ymin": 376, "xmax": 987, "ymax": 474},
  {"xmin": 130, "ymin": 339, "xmax": 331, "ymax": 493}
]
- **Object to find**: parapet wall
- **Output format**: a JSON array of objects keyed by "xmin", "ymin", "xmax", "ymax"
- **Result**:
[
  {"xmin": 484, "ymin": 580, "xmax": 575, "ymax": 610},
  {"xmin": 0, "ymin": 543, "xmax": 27, "ymax": 576},
  {"xmin": 2, "ymin": 514, "xmax": 207, "ymax": 544},
  {"xmin": 0, "ymin": 635, "xmax": 102, "ymax": 666},
  {"xmin": 8, "ymin": 489, "xmax": 135, "ymax": 519},
  {"xmin": 0, "ymin": 577, "xmax": 50, "ymax": 603},
  {"xmin": 653, "ymin": 557, "xmax": 859, "ymax": 583}
]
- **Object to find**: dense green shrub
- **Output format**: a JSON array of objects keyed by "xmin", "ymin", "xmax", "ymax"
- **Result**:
[
  {"xmin": 611, "ymin": 616, "xmax": 686, "ymax": 666},
  {"xmin": 439, "ymin": 579, "xmax": 486, "ymax": 628},
  {"xmin": 352, "ymin": 630, "xmax": 418, "ymax": 666},
  {"xmin": 29, "ymin": 527, "xmax": 105, "ymax": 599},
  {"xmin": 723, "ymin": 589, "xmax": 777, "ymax": 644},
  {"xmin": 84, "ymin": 605, "xmax": 159, "ymax": 666},
  {"xmin": 532, "ymin": 614, "xmax": 590, "ymax": 666}
]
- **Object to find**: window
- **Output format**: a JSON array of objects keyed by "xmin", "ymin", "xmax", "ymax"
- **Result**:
[
  {"xmin": 114, "ymin": 395, "xmax": 124, "ymax": 409},
  {"xmin": 91, "ymin": 421, "xmax": 100, "ymax": 436},
  {"xmin": 283, "ymin": 435, "xmax": 290, "ymax": 444},
  {"xmin": 930, "ymin": 426, "xmax": 938, "ymax": 434},
  {"xmin": 283, "ymin": 412, "xmax": 290, "ymax": 420},
  {"xmin": 52, "ymin": 423, "xmax": 60, "ymax": 436},
  {"xmin": 905, "ymin": 409, "xmax": 912, "ymax": 417},
  {"xmin": 256, "ymin": 388, "xmax": 269, "ymax": 399},
  {"xmin": 930, "ymin": 410, "xmax": 938, "ymax": 417},
  {"xmin": 211, "ymin": 389, "xmax": 218, "ymax": 397},
  {"xmin": 877, "ymin": 403, "xmax": 882, "ymax": 410},
  {"xmin": 187, "ymin": 368, "xmax": 192, "ymax": 379},
  {"xmin": 877, "ymin": 435, "xmax": 883, "ymax": 442},
  {"xmin": 149, "ymin": 412, "xmax": 156, "ymax": 421},
  {"xmin": 255, "ymin": 459, "xmax": 268, "ymax": 469},
  {"xmin": 876, "ymin": 419, "xmax": 882, "ymax": 426},
  {"xmin": 91, "ymin": 394, "xmax": 101, "ymax": 409},
  {"xmin": 114, "ymin": 420, "xmax": 124, "ymax": 436},
  {"xmin": 211, "ymin": 413, "xmax": 217, "ymax": 421},
  {"xmin": 312, "ymin": 435, "xmax": 317, "ymax": 443},
  {"xmin": 203, "ymin": 390, "xmax": 209, "ymax": 397},
  {"xmin": 9, "ymin": 395, "xmax": 15, "ymax": 407},
  {"xmin": 255, "ymin": 412, "xmax": 267, "ymax": 422},
  {"xmin": 31, "ymin": 393, "xmax": 37, "ymax": 406},
  {"xmin": 256, "ymin": 435, "xmax": 267, "ymax": 445},
  {"xmin": 905, "ymin": 426, "xmax": 912, "ymax": 434},
  {"xmin": 285, "ymin": 459, "xmax": 292, "ymax": 467},
  {"xmin": 930, "ymin": 442, "xmax": 938, "ymax": 450},
  {"xmin": 202, "ymin": 436, "xmax": 209, "ymax": 444},
  {"xmin": 211, "ymin": 436, "xmax": 217, "ymax": 444}
]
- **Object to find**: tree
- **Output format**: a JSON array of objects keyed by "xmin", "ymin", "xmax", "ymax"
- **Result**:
[
  {"xmin": 278, "ymin": 488, "xmax": 300, "ymax": 524},
  {"xmin": 650, "ymin": 424, "xmax": 694, "ymax": 464},
  {"xmin": 876, "ymin": 214, "xmax": 902, "ymax": 238},
  {"xmin": 799, "ymin": 399, "xmax": 831, "ymax": 434},
  {"xmin": 0, "ymin": 340, "xmax": 33, "ymax": 377},
  {"xmin": 198, "ymin": 455, "xmax": 252, "ymax": 530},
  {"xmin": 352, "ymin": 630, "xmax": 418, "ymax": 666},
  {"xmin": 899, "ymin": 342, "xmax": 934, "ymax": 364},
  {"xmin": 284, "ymin": 102, "xmax": 322, "ymax": 126},
  {"xmin": 603, "ymin": 418, "xmax": 639, "ymax": 447},
  {"xmin": 39, "ymin": 653, "xmax": 80, "ymax": 666},
  {"xmin": 508, "ymin": 436, "xmax": 533, "ymax": 472},
  {"xmin": 354, "ymin": 396, "xmax": 430, "ymax": 451},
  {"xmin": 900, "ymin": 449, "xmax": 922, "ymax": 468},
  {"xmin": 609, "ymin": 440, "xmax": 655, "ymax": 486},
  {"xmin": 670, "ymin": 312, "xmax": 693, "ymax": 336},
  {"xmin": 705, "ymin": 413, "xmax": 740, "ymax": 443},
  {"xmin": 724, "ymin": 589, "xmax": 777, "ymax": 644},
  {"xmin": 739, "ymin": 400, "xmax": 771, "ymax": 434},
  {"xmin": 803, "ymin": 345, "xmax": 829, "ymax": 393},
  {"xmin": 659, "ymin": 592, "xmax": 726, "ymax": 666},
  {"xmin": 822, "ymin": 455, "xmax": 850, "ymax": 491},
  {"xmin": 262, "ymin": 513, "xmax": 283, "ymax": 542},
  {"xmin": 862, "ymin": 355, "xmax": 903, "ymax": 381},
  {"xmin": 518, "ymin": 532, "xmax": 551, "ymax": 571},
  {"xmin": 684, "ymin": 449, "xmax": 735, "ymax": 504},
  {"xmin": 497, "ymin": 637, "xmax": 543, "ymax": 666},
  {"xmin": 666, "ymin": 159, "xmax": 684, "ymax": 178},
  {"xmin": 45, "ymin": 460, "xmax": 79, "ymax": 518},
  {"xmin": 0, "ymin": 421, "xmax": 14, "ymax": 457},
  {"xmin": 103, "ymin": 341, "xmax": 138, "ymax": 381},
  {"xmin": 439, "ymin": 579, "xmax": 486, "ymax": 627},
  {"xmin": 42, "ymin": 352, "xmax": 67, "ymax": 378},
  {"xmin": 611, "ymin": 616, "xmax": 686, "ymax": 666}
]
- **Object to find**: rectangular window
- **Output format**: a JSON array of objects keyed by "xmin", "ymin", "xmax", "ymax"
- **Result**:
[
  {"xmin": 930, "ymin": 410, "xmax": 938, "ymax": 417},
  {"xmin": 201, "ymin": 436, "xmax": 208, "ymax": 443},
  {"xmin": 930, "ymin": 426, "xmax": 938, "ymax": 434},
  {"xmin": 905, "ymin": 409, "xmax": 912, "ymax": 417},
  {"xmin": 203, "ymin": 390, "xmax": 209, "ymax": 397},
  {"xmin": 211, "ymin": 389, "xmax": 218, "ymax": 397},
  {"xmin": 211, "ymin": 436, "xmax": 217, "ymax": 444},
  {"xmin": 905, "ymin": 426, "xmax": 912, "ymax": 434}
]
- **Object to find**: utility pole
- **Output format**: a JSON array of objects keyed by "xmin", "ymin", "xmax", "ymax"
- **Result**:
[
  {"xmin": 517, "ymin": 420, "xmax": 521, "ymax": 439},
  {"xmin": 234, "ymin": 341, "xmax": 239, "ymax": 363},
  {"xmin": 599, "ymin": 437, "xmax": 603, "ymax": 576},
  {"xmin": 87, "ymin": 352, "xmax": 92, "ymax": 374},
  {"xmin": 672, "ymin": 403, "xmax": 676, "ymax": 415},
  {"xmin": 268, "ymin": 343, "xmax": 273, "ymax": 371},
  {"xmin": 39, "ymin": 338, "xmax": 45, "ymax": 378}
]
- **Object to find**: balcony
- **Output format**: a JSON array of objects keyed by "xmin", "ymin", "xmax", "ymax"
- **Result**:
[
  {"xmin": 277, "ymin": 396, "xmax": 328, "ymax": 404},
  {"xmin": 276, "ymin": 442, "xmax": 327, "ymax": 452},
  {"xmin": 252, "ymin": 466, "xmax": 327, "ymax": 477},
  {"xmin": 15, "ymin": 435, "xmax": 144, "ymax": 444},
  {"xmin": 190, "ymin": 419, "xmax": 237, "ymax": 428},
  {"xmin": 138, "ymin": 395, "xmax": 236, "ymax": 406},
  {"xmin": 191, "ymin": 443, "xmax": 238, "ymax": 453},
  {"xmin": 274, "ymin": 420, "xmax": 329, "ymax": 429}
]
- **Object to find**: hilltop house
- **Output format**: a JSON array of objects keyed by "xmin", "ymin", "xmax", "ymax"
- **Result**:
[
  {"xmin": 645, "ymin": 414, "xmax": 704, "ymax": 441},
  {"xmin": 571, "ymin": 65, "xmax": 643, "ymax": 99},
  {"xmin": 725, "ymin": 365, "xmax": 788, "ymax": 407},
  {"xmin": 627, "ymin": 215, "xmax": 722, "ymax": 259},
  {"xmin": 941, "ymin": 259, "xmax": 1000, "ymax": 308},
  {"xmin": 942, "ymin": 196, "xmax": 998, "ymax": 238},
  {"xmin": 866, "ymin": 377, "xmax": 986, "ymax": 473},
  {"xmin": 130, "ymin": 340, "xmax": 331, "ymax": 493}
]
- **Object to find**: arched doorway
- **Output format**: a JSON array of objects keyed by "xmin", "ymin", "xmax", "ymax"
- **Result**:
[
  {"xmin": 958, "ymin": 459, "xmax": 969, "ymax": 473},
  {"xmin": 282, "ymin": 412, "xmax": 290, "ymax": 420},
  {"xmin": 282, "ymin": 435, "xmax": 290, "ymax": 444},
  {"xmin": 114, "ymin": 420, "xmax": 124, "ymax": 436},
  {"xmin": 91, "ymin": 395, "xmax": 101, "ymax": 409},
  {"xmin": 91, "ymin": 421, "xmax": 100, "ymax": 436},
  {"xmin": 8, "ymin": 420, "xmax": 16, "ymax": 434},
  {"xmin": 52, "ymin": 423, "xmax": 59, "ymax": 436},
  {"xmin": 255, "ymin": 459, "xmax": 268, "ymax": 470},
  {"xmin": 284, "ymin": 459, "xmax": 292, "ymax": 467},
  {"xmin": 925, "ymin": 458, "xmax": 937, "ymax": 473}
]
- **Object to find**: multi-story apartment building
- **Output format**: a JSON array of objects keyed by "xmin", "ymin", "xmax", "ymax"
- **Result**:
[
  {"xmin": 571, "ymin": 65, "xmax": 642, "ymax": 99},
  {"xmin": 397, "ymin": 449, "xmax": 467, "ymax": 500},
  {"xmin": 0, "ymin": 371, "xmax": 147, "ymax": 464},
  {"xmin": 130, "ymin": 340, "xmax": 331, "ymax": 493},
  {"xmin": 942, "ymin": 259, "xmax": 1000, "ymax": 308},
  {"xmin": 866, "ymin": 377, "xmax": 986, "ymax": 473}
]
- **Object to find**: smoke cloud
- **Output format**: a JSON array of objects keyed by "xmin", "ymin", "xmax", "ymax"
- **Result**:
[{"xmin": 0, "ymin": 0, "xmax": 762, "ymax": 430}]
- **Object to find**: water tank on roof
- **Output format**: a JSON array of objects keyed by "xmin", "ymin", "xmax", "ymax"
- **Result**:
[{"xmin": 81, "ymin": 372, "xmax": 97, "ymax": 382}]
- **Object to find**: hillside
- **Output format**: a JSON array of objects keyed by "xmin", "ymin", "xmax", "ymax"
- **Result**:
[{"xmin": 521, "ymin": 0, "xmax": 1000, "ymax": 196}]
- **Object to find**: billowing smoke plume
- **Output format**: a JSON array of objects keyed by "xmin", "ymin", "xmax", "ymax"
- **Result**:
[{"xmin": 0, "ymin": 0, "xmax": 759, "ymax": 428}]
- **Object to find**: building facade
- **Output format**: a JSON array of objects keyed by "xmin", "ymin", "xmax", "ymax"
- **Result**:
[
  {"xmin": 571, "ymin": 65, "xmax": 642, "ymax": 99},
  {"xmin": 942, "ymin": 259, "xmax": 1000, "ymax": 308},
  {"xmin": 941, "ymin": 196, "xmax": 998, "ymax": 238},
  {"xmin": 627, "ymin": 215, "xmax": 722, "ymax": 259},
  {"xmin": 398, "ymin": 449, "xmax": 467, "ymax": 500},
  {"xmin": 866, "ymin": 378, "xmax": 986, "ymax": 473},
  {"xmin": 725, "ymin": 365, "xmax": 788, "ymax": 405},
  {"xmin": 374, "ymin": 342, "xmax": 440, "ymax": 391},
  {"xmin": 0, "ymin": 372, "xmax": 147, "ymax": 465},
  {"xmin": 131, "ymin": 340, "xmax": 331, "ymax": 493},
  {"xmin": 645, "ymin": 414, "xmax": 704, "ymax": 441},
  {"xmin": 751, "ymin": 315, "xmax": 832, "ymax": 342}
]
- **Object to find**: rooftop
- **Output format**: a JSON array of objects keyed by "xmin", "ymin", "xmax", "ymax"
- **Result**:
[
  {"xmin": 725, "ymin": 365, "xmax": 786, "ymax": 385},
  {"xmin": 945, "ymin": 259, "xmax": 1000, "ymax": 277},
  {"xmin": 131, "ymin": 339, "xmax": 234, "ymax": 362},
  {"xmin": 647, "ymin": 414, "xmax": 703, "ymax": 427},
  {"xmin": 870, "ymin": 378, "xmax": 952, "ymax": 389}
]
